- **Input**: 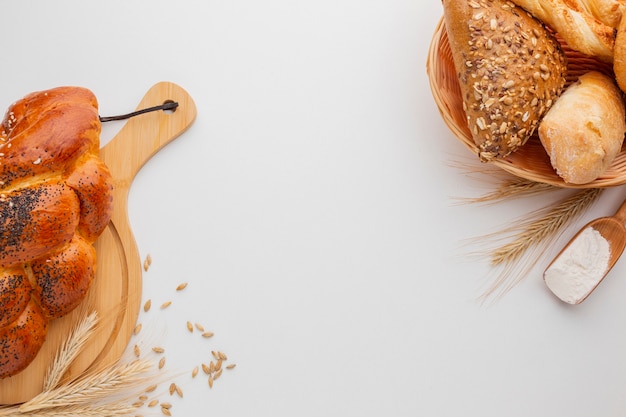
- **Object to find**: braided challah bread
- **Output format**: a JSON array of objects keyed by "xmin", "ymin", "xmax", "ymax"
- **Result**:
[{"xmin": 0, "ymin": 86, "xmax": 113, "ymax": 378}]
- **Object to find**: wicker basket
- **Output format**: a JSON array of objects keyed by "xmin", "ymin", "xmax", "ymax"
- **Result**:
[{"xmin": 427, "ymin": 17, "xmax": 626, "ymax": 188}]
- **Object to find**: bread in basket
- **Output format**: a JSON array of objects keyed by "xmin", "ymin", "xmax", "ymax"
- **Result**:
[{"xmin": 427, "ymin": 12, "xmax": 625, "ymax": 188}]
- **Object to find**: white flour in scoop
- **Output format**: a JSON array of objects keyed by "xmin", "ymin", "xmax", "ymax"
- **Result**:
[{"xmin": 544, "ymin": 226, "xmax": 611, "ymax": 304}]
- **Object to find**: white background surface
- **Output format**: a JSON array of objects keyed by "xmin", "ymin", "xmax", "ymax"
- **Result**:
[{"xmin": 2, "ymin": 1, "xmax": 626, "ymax": 416}]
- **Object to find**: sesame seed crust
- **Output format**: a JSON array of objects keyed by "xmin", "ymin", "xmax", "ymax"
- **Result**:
[{"xmin": 443, "ymin": 0, "xmax": 567, "ymax": 161}]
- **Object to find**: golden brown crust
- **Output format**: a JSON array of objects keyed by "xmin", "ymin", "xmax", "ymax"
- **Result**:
[
  {"xmin": 0, "ymin": 299, "xmax": 48, "ymax": 379},
  {"xmin": 443, "ymin": 0, "xmax": 568, "ymax": 161},
  {"xmin": 0, "ymin": 182, "xmax": 80, "ymax": 268},
  {"xmin": 31, "ymin": 235, "xmax": 96, "ymax": 319},
  {"xmin": 538, "ymin": 71, "xmax": 626, "ymax": 183},
  {"xmin": 66, "ymin": 155, "xmax": 114, "ymax": 242},
  {"xmin": 0, "ymin": 86, "xmax": 113, "ymax": 378},
  {"xmin": 0, "ymin": 267, "xmax": 31, "ymax": 328}
]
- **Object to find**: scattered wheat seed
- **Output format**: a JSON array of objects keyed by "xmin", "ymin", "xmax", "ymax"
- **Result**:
[
  {"xmin": 159, "ymin": 357, "xmax": 166, "ymax": 369},
  {"xmin": 133, "ymin": 323, "xmax": 142, "ymax": 335},
  {"xmin": 218, "ymin": 351, "xmax": 228, "ymax": 360},
  {"xmin": 175, "ymin": 385, "xmax": 183, "ymax": 398},
  {"xmin": 161, "ymin": 402, "xmax": 172, "ymax": 409},
  {"xmin": 139, "ymin": 395, "xmax": 148, "ymax": 401},
  {"xmin": 202, "ymin": 363, "xmax": 211, "ymax": 375},
  {"xmin": 209, "ymin": 361, "xmax": 215, "ymax": 373},
  {"xmin": 161, "ymin": 301, "xmax": 172, "ymax": 309},
  {"xmin": 146, "ymin": 384, "xmax": 158, "ymax": 393},
  {"xmin": 169, "ymin": 383, "xmax": 176, "ymax": 395},
  {"xmin": 132, "ymin": 401, "xmax": 144, "ymax": 408},
  {"xmin": 192, "ymin": 366, "xmax": 199, "ymax": 378},
  {"xmin": 144, "ymin": 299, "xmax": 152, "ymax": 312},
  {"xmin": 195, "ymin": 323, "xmax": 205, "ymax": 332},
  {"xmin": 176, "ymin": 282, "xmax": 188, "ymax": 291},
  {"xmin": 214, "ymin": 368, "xmax": 223, "ymax": 380},
  {"xmin": 187, "ymin": 321, "xmax": 193, "ymax": 332},
  {"xmin": 226, "ymin": 363, "xmax": 236, "ymax": 370},
  {"xmin": 133, "ymin": 344, "xmax": 140, "ymax": 358},
  {"xmin": 202, "ymin": 332, "xmax": 214, "ymax": 338},
  {"xmin": 208, "ymin": 375, "xmax": 214, "ymax": 388},
  {"xmin": 152, "ymin": 346, "xmax": 165, "ymax": 354},
  {"xmin": 211, "ymin": 351, "xmax": 219, "ymax": 360},
  {"xmin": 162, "ymin": 407, "xmax": 172, "ymax": 416},
  {"xmin": 148, "ymin": 399, "xmax": 159, "ymax": 407},
  {"xmin": 216, "ymin": 359, "xmax": 222, "ymax": 371},
  {"xmin": 143, "ymin": 254, "xmax": 152, "ymax": 271}
]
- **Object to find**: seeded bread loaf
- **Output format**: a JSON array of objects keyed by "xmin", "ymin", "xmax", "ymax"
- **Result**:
[
  {"xmin": 443, "ymin": 0, "xmax": 568, "ymax": 161},
  {"xmin": 538, "ymin": 71, "xmax": 626, "ymax": 184},
  {"xmin": 0, "ymin": 87, "xmax": 113, "ymax": 378}
]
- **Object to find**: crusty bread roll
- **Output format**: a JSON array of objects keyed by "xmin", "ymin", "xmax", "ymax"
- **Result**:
[
  {"xmin": 0, "ymin": 87, "xmax": 113, "ymax": 378},
  {"xmin": 510, "ymin": 0, "xmax": 618, "ymax": 62},
  {"xmin": 538, "ymin": 71, "xmax": 626, "ymax": 184},
  {"xmin": 443, "ymin": 0, "xmax": 567, "ymax": 161}
]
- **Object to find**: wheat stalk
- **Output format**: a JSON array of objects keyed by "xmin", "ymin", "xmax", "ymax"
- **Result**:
[
  {"xmin": 43, "ymin": 311, "xmax": 99, "ymax": 391},
  {"xmin": 457, "ymin": 177, "xmax": 557, "ymax": 205},
  {"xmin": 478, "ymin": 187, "xmax": 603, "ymax": 302},
  {"xmin": 18, "ymin": 359, "xmax": 153, "ymax": 413},
  {"xmin": 10, "ymin": 401, "xmax": 139, "ymax": 416}
]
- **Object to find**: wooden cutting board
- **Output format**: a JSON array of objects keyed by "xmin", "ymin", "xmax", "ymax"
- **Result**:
[{"xmin": 0, "ymin": 81, "xmax": 197, "ymax": 404}]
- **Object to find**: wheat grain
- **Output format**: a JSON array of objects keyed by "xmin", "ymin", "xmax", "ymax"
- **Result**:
[
  {"xmin": 187, "ymin": 321, "xmax": 193, "ymax": 332},
  {"xmin": 148, "ymin": 399, "xmax": 159, "ymax": 407},
  {"xmin": 152, "ymin": 347, "xmax": 165, "ymax": 354},
  {"xmin": 176, "ymin": 282, "xmax": 188, "ymax": 291},
  {"xmin": 202, "ymin": 363, "xmax": 211, "ymax": 375},
  {"xmin": 202, "ymin": 332, "xmax": 214, "ymax": 338},
  {"xmin": 144, "ymin": 299, "xmax": 152, "ymax": 312},
  {"xmin": 195, "ymin": 323, "xmax": 205, "ymax": 332},
  {"xmin": 133, "ymin": 323, "xmax": 142, "ymax": 335},
  {"xmin": 161, "ymin": 301, "xmax": 172, "ymax": 309},
  {"xmin": 143, "ymin": 254, "xmax": 152, "ymax": 271}
]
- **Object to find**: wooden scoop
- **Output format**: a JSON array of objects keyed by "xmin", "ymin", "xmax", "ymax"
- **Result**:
[{"xmin": 544, "ymin": 198, "xmax": 626, "ymax": 304}]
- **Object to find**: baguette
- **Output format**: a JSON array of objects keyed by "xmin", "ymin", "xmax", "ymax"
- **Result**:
[{"xmin": 443, "ymin": 0, "xmax": 567, "ymax": 161}]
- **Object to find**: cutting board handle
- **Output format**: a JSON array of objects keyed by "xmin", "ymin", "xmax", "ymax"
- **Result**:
[{"xmin": 100, "ymin": 81, "xmax": 198, "ymax": 185}]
